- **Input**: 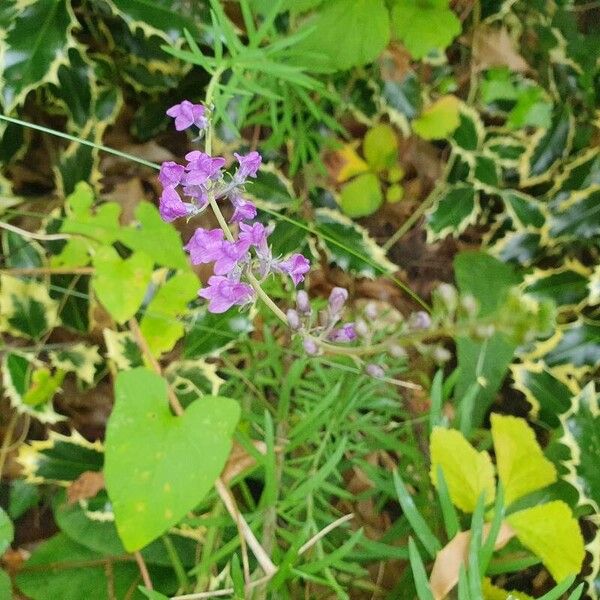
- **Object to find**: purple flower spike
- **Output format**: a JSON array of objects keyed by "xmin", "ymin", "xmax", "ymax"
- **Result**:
[
  {"xmin": 230, "ymin": 195, "xmax": 257, "ymax": 223},
  {"xmin": 159, "ymin": 187, "xmax": 188, "ymax": 222},
  {"xmin": 199, "ymin": 276, "xmax": 254, "ymax": 313},
  {"xmin": 185, "ymin": 151, "xmax": 226, "ymax": 180},
  {"xmin": 159, "ymin": 161, "xmax": 185, "ymax": 187},
  {"xmin": 234, "ymin": 151, "xmax": 262, "ymax": 181},
  {"xmin": 278, "ymin": 253, "xmax": 310, "ymax": 286},
  {"xmin": 328, "ymin": 323, "xmax": 357, "ymax": 343},
  {"xmin": 238, "ymin": 222, "xmax": 268, "ymax": 251},
  {"xmin": 184, "ymin": 228, "xmax": 224, "ymax": 264},
  {"xmin": 213, "ymin": 240, "xmax": 248, "ymax": 275},
  {"xmin": 166, "ymin": 100, "xmax": 208, "ymax": 131}
]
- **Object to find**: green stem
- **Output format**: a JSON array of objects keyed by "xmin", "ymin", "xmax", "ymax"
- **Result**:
[{"xmin": 162, "ymin": 535, "xmax": 189, "ymax": 591}]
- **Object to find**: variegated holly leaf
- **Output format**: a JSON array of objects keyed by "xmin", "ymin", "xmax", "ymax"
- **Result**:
[
  {"xmin": 471, "ymin": 154, "xmax": 501, "ymax": 192},
  {"xmin": 1, "ymin": 229, "xmax": 44, "ymax": 269},
  {"xmin": 426, "ymin": 184, "xmax": 478, "ymax": 240},
  {"xmin": 451, "ymin": 104, "xmax": 484, "ymax": 153},
  {"xmin": 502, "ymin": 191, "xmax": 546, "ymax": 229},
  {"xmin": 247, "ymin": 164, "xmax": 297, "ymax": 209},
  {"xmin": 559, "ymin": 382, "xmax": 600, "ymax": 513},
  {"xmin": 313, "ymin": 208, "xmax": 396, "ymax": 277},
  {"xmin": 549, "ymin": 186, "xmax": 600, "ymax": 241},
  {"xmin": 484, "ymin": 135, "xmax": 527, "ymax": 169},
  {"xmin": 492, "ymin": 230, "xmax": 543, "ymax": 266},
  {"xmin": 0, "ymin": 275, "xmax": 60, "ymax": 339},
  {"xmin": 48, "ymin": 344, "xmax": 102, "ymax": 386},
  {"xmin": 164, "ymin": 360, "xmax": 223, "ymax": 407},
  {"xmin": 544, "ymin": 321, "xmax": 600, "ymax": 369},
  {"xmin": 524, "ymin": 265, "xmax": 590, "ymax": 308},
  {"xmin": 0, "ymin": 0, "xmax": 78, "ymax": 111},
  {"xmin": 549, "ymin": 147, "xmax": 600, "ymax": 206},
  {"xmin": 103, "ymin": 329, "xmax": 144, "ymax": 371}
]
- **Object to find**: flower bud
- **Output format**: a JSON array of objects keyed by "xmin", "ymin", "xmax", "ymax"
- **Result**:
[
  {"xmin": 432, "ymin": 346, "xmax": 452, "ymax": 365},
  {"xmin": 366, "ymin": 364, "xmax": 385, "ymax": 379},
  {"xmin": 389, "ymin": 344, "xmax": 407, "ymax": 359},
  {"xmin": 409, "ymin": 311, "xmax": 431, "ymax": 330},
  {"xmin": 355, "ymin": 319, "xmax": 369, "ymax": 338},
  {"xmin": 474, "ymin": 324, "xmax": 495, "ymax": 340},
  {"xmin": 296, "ymin": 290, "xmax": 311, "ymax": 314},
  {"xmin": 286, "ymin": 309, "xmax": 301, "ymax": 331},
  {"xmin": 436, "ymin": 283, "xmax": 458, "ymax": 312},
  {"xmin": 328, "ymin": 287, "xmax": 348, "ymax": 315},
  {"xmin": 328, "ymin": 323, "xmax": 357, "ymax": 343},
  {"xmin": 460, "ymin": 294, "xmax": 478, "ymax": 317},
  {"xmin": 364, "ymin": 302, "xmax": 378, "ymax": 320},
  {"xmin": 303, "ymin": 337, "xmax": 319, "ymax": 356}
]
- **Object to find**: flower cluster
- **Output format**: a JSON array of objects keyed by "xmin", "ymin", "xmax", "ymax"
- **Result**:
[{"xmin": 159, "ymin": 101, "xmax": 310, "ymax": 313}]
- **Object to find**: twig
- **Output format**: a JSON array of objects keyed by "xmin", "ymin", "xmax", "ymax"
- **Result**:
[
  {"xmin": 0, "ymin": 411, "xmax": 20, "ymax": 480},
  {"xmin": 133, "ymin": 551, "xmax": 153, "ymax": 590},
  {"xmin": 171, "ymin": 590, "xmax": 234, "ymax": 600},
  {"xmin": 299, "ymin": 514, "xmax": 354, "ymax": 556},
  {"xmin": 0, "ymin": 220, "xmax": 71, "ymax": 241}
]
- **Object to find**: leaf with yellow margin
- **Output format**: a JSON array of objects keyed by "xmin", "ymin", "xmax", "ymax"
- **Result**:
[
  {"xmin": 430, "ymin": 427, "xmax": 495, "ymax": 513},
  {"xmin": 507, "ymin": 501, "xmax": 585, "ymax": 583},
  {"xmin": 491, "ymin": 414, "xmax": 557, "ymax": 506}
]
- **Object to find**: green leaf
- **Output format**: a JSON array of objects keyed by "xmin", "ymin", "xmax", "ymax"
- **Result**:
[
  {"xmin": 139, "ymin": 272, "xmax": 199, "ymax": 357},
  {"xmin": 507, "ymin": 86, "xmax": 552, "ymax": 130},
  {"xmin": 363, "ymin": 124, "xmax": 399, "ymax": 172},
  {"xmin": 490, "ymin": 414, "xmax": 556, "ymax": 507},
  {"xmin": 104, "ymin": 368, "xmax": 240, "ymax": 551},
  {"xmin": 559, "ymin": 383, "xmax": 600, "ymax": 513},
  {"xmin": 408, "ymin": 538, "xmax": 435, "ymax": 600},
  {"xmin": 426, "ymin": 184, "xmax": 478, "ymax": 239},
  {"xmin": 550, "ymin": 187, "xmax": 600, "ymax": 241},
  {"xmin": 340, "ymin": 173, "xmax": 384, "ymax": 218},
  {"xmin": 502, "ymin": 191, "xmax": 546, "ymax": 229},
  {"xmin": 507, "ymin": 501, "xmax": 585, "ymax": 583},
  {"xmin": 412, "ymin": 96, "xmax": 461, "ymax": 140},
  {"xmin": 1, "ymin": 230, "xmax": 43, "ymax": 270},
  {"xmin": 184, "ymin": 309, "xmax": 253, "ymax": 359},
  {"xmin": 0, "ymin": 569, "xmax": 10, "ymax": 599},
  {"xmin": 430, "ymin": 427, "xmax": 495, "ymax": 513},
  {"xmin": 119, "ymin": 201, "xmax": 190, "ymax": 270},
  {"xmin": 391, "ymin": 0, "xmax": 461, "ymax": 60},
  {"xmin": 0, "ymin": 0, "xmax": 78, "ymax": 110},
  {"xmin": 524, "ymin": 267, "xmax": 589, "ymax": 307},
  {"xmin": 48, "ymin": 344, "xmax": 102, "ymax": 386},
  {"xmin": 295, "ymin": 0, "xmax": 390, "ymax": 70},
  {"xmin": 92, "ymin": 247, "xmax": 153, "ymax": 324},
  {"xmin": 0, "ymin": 275, "xmax": 60, "ymax": 339},
  {"xmin": 0, "ymin": 508, "xmax": 14, "ymax": 555},
  {"xmin": 22, "ymin": 368, "xmax": 64, "ymax": 408},
  {"xmin": 452, "ymin": 105, "xmax": 484, "ymax": 153},
  {"xmin": 544, "ymin": 321, "xmax": 600, "ymax": 368},
  {"xmin": 9, "ymin": 480, "xmax": 40, "ymax": 520}
]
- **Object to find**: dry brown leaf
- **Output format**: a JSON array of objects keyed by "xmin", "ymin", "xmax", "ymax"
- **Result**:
[
  {"xmin": 221, "ymin": 441, "xmax": 267, "ymax": 484},
  {"xmin": 429, "ymin": 522, "xmax": 515, "ymax": 600},
  {"xmin": 473, "ymin": 26, "xmax": 529, "ymax": 73},
  {"xmin": 103, "ymin": 177, "xmax": 147, "ymax": 224},
  {"xmin": 67, "ymin": 471, "xmax": 105, "ymax": 505}
]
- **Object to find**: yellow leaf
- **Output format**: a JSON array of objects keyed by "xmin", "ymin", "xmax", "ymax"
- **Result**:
[
  {"xmin": 412, "ymin": 95, "xmax": 460, "ymax": 141},
  {"xmin": 334, "ymin": 143, "xmax": 370, "ymax": 183},
  {"xmin": 491, "ymin": 414, "xmax": 556, "ymax": 506},
  {"xmin": 430, "ymin": 427, "xmax": 496, "ymax": 513},
  {"xmin": 507, "ymin": 501, "xmax": 585, "ymax": 583}
]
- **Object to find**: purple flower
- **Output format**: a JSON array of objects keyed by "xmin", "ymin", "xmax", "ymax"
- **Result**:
[
  {"xmin": 183, "ymin": 185, "xmax": 208, "ymax": 209},
  {"xmin": 230, "ymin": 195, "xmax": 257, "ymax": 223},
  {"xmin": 166, "ymin": 101, "xmax": 208, "ymax": 131},
  {"xmin": 185, "ymin": 151, "xmax": 226, "ymax": 180},
  {"xmin": 184, "ymin": 228, "xmax": 224, "ymax": 264},
  {"xmin": 159, "ymin": 161, "xmax": 185, "ymax": 187},
  {"xmin": 328, "ymin": 323, "xmax": 357, "ymax": 343},
  {"xmin": 238, "ymin": 222, "xmax": 268, "ymax": 252},
  {"xmin": 213, "ymin": 240, "xmax": 248, "ymax": 275},
  {"xmin": 159, "ymin": 187, "xmax": 188, "ymax": 222},
  {"xmin": 278, "ymin": 253, "xmax": 310, "ymax": 286},
  {"xmin": 199, "ymin": 276, "xmax": 254, "ymax": 313},
  {"xmin": 234, "ymin": 151, "xmax": 262, "ymax": 181}
]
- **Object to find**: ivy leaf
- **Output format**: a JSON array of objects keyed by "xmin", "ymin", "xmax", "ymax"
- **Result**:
[
  {"xmin": 430, "ymin": 427, "xmax": 496, "ymax": 513},
  {"xmin": 412, "ymin": 96, "xmax": 461, "ymax": 140},
  {"xmin": 104, "ymin": 368, "xmax": 240, "ymax": 551},
  {"xmin": 296, "ymin": 0, "xmax": 390, "ymax": 70},
  {"xmin": 391, "ymin": 0, "xmax": 461, "ymax": 60},
  {"xmin": 0, "ymin": 0, "xmax": 78, "ymax": 110},
  {"xmin": 340, "ymin": 173, "xmax": 384, "ymax": 218},
  {"xmin": 559, "ymin": 383, "xmax": 600, "ymax": 513},
  {"xmin": 139, "ymin": 272, "xmax": 199, "ymax": 357},
  {"xmin": 119, "ymin": 201, "xmax": 190, "ymax": 270},
  {"xmin": 426, "ymin": 184, "xmax": 478, "ymax": 239},
  {"xmin": 92, "ymin": 247, "xmax": 153, "ymax": 325},
  {"xmin": 507, "ymin": 501, "xmax": 585, "ymax": 583},
  {"xmin": 490, "ymin": 414, "xmax": 556, "ymax": 507}
]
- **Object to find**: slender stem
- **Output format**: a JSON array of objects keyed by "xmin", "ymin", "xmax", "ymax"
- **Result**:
[
  {"xmin": 0, "ymin": 220, "xmax": 72, "ymax": 241},
  {"xmin": 133, "ymin": 551, "xmax": 153, "ymax": 590},
  {"xmin": 0, "ymin": 267, "xmax": 94, "ymax": 275},
  {"xmin": 162, "ymin": 535, "xmax": 189, "ymax": 591},
  {"xmin": 0, "ymin": 411, "xmax": 20, "ymax": 481}
]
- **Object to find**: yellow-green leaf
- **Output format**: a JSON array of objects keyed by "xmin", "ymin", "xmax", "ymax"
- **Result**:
[
  {"xmin": 340, "ymin": 173, "xmax": 383, "ymax": 218},
  {"xmin": 507, "ymin": 501, "xmax": 585, "ymax": 583},
  {"xmin": 363, "ymin": 124, "xmax": 398, "ymax": 172},
  {"xmin": 413, "ymin": 96, "xmax": 461, "ymax": 141},
  {"xmin": 430, "ymin": 427, "xmax": 495, "ymax": 513},
  {"xmin": 491, "ymin": 414, "xmax": 557, "ymax": 506}
]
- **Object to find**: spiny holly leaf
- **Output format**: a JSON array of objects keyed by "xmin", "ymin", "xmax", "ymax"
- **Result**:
[
  {"xmin": 0, "ymin": 275, "xmax": 60, "ymax": 339},
  {"xmin": 502, "ymin": 191, "xmax": 546, "ymax": 229},
  {"xmin": 490, "ymin": 414, "xmax": 556, "ymax": 507},
  {"xmin": 1, "ymin": 229, "xmax": 43, "ymax": 270},
  {"xmin": 430, "ymin": 427, "xmax": 496, "ymax": 513},
  {"xmin": 119, "ymin": 201, "xmax": 190, "ymax": 271},
  {"xmin": 549, "ymin": 147, "xmax": 600, "ymax": 205},
  {"xmin": 426, "ymin": 184, "xmax": 478, "ymax": 240},
  {"xmin": 92, "ymin": 247, "xmax": 153, "ymax": 325},
  {"xmin": 559, "ymin": 383, "xmax": 600, "ymax": 513},
  {"xmin": 507, "ymin": 501, "xmax": 585, "ymax": 583},
  {"xmin": 340, "ymin": 173, "xmax": 383, "ymax": 218},
  {"xmin": 48, "ymin": 344, "xmax": 102, "ymax": 386},
  {"xmin": 165, "ymin": 360, "xmax": 223, "ymax": 406},
  {"xmin": 391, "ymin": 0, "xmax": 461, "ymax": 60},
  {"xmin": 524, "ymin": 265, "xmax": 590, "ymax": 308},
  {"xmin": 0, "ymin": 0, "xmax": 78, "ymax": 110},
  {"xmin": 104, "ymin": 368, "xmax": 240, "ymax": 551},
  {"xmin": 451, "ymin": 104, "xmax": 484, "ymax": 153},
  {"xmin": 103, "ymin": 329, "xmax": 144, "ymax": 370},
  {"xmin": 544, "ymin": 321, "xmax": 600, "ymax": 369},
  {"xmin": 412, "ymin": 95, "xmax": 461, "ymax": 140},
  {"xmin": 139, "ymin": 272, "xmax": 199, "ymax": 357},
  {"xmin": 296, "ymin": 0, "xmax": 390, "ymax": 70},
  {"xmin": 550, "ymin": 186, "xmax": 600, "ymax": 241}
]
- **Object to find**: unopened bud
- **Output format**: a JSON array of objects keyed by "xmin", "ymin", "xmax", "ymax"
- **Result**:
[
  {"xmin": 409, "ymin": 311, "xmax": 431, "ymax": 330},
  {"xmin": 436, "ymin": 283, "xmax": 458, "ymax": 312},
  {"xmin": 328, "ymin": 287, "xmax": 348, "ymax": 315},
  {"xmin": 432, "ymin": 346, "xmax": 452, "ymax": 364},
  {"xmin": 296, "ymin": 290, "xmax": 311, "ymax": 314},
  {"xmin": 366, "ymin": 364, "xmax": 385, "ymax": 379},
  {"xmin": 364, "ymin": 302, "xmax": 378, "ymax": 320},
  {"xmin": 286, "ymin": 309, "xmax": 301, "ymax": 331},
  {"xmin": 328, "ymin": 323, "xmax": 357, "ymax": 343},
  {"xmin": 303, "ymin": 337, "xmax": 319, "ymax": 356},
  {"xmin": 460, "ymin": 294, "xmax": 478, "ymax": 317},
  {"xmin": 474, "ymin": 324, "xmax": 495, "ymax": 340},
  {"xmin": 389, "ymin": 344, "xmax": 407, "ymax": 359},
  {"xmin": 355, "ymin": 319, "xmax": 369, "ymax": 337}
]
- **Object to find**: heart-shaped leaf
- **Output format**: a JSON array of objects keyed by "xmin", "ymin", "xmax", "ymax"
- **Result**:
[
  {"xmin": 104, "ymin": 368, "xmax": 240, "ymax": 551},
  {"xmin": 92, "ymin": 247, "xmax": 153, "ymax": 324}
]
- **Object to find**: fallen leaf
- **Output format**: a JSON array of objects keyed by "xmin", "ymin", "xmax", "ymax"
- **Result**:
[
  {"xmin": 473, "ymin": 26, "xmax": 529, "ymax": 73},
  {"xmin": 67, "ymin": 471, "xmax": 105, "ymax": 505},
  {"xmin": 103, "ymin": 177, "xmax": 146, "ymax": 224},
  {"xmin": 327, "ymin": 142, "xmax": 370, "ymax": 183},
  {"xmin": 429, "ymin": 522, "xmax": 515, "ymax": 600},
  {"xmin": 221, "ymin": 441, "xmax": 267, "ymax": 484}
]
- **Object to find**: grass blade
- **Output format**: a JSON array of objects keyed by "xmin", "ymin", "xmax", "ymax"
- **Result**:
[{"xmin": 408, "ymin": 538, "xmax": 435, "ymax": 600}]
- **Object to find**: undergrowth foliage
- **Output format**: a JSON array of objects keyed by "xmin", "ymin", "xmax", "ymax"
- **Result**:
[{"xmin": 0, "ymin": 1, "xmax": 598, "ymax": 599}]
